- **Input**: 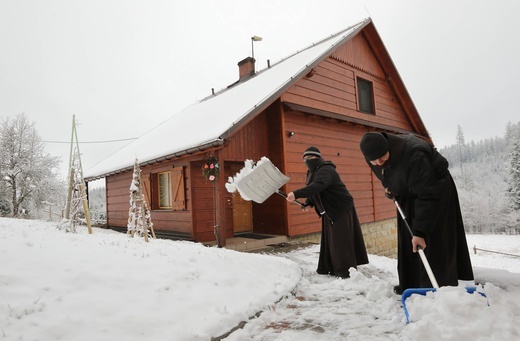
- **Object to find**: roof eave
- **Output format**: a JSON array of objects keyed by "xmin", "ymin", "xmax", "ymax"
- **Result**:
[{"xmin": 84, "ymin": 139, "xmax": 225, "ymax": 182}]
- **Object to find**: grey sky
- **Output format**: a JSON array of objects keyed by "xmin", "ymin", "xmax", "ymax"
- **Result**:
[{"xmin": 1, "ymin": 0, "xmax": 519, "ymax": 178}]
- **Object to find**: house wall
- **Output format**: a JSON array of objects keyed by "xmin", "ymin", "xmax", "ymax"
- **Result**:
[
  {"xmin": 103, "ymin": 104, "xmax": 285, "ymax": 243},
  {"xmin": 283, "ymin": 39, "xmax": 414, "ymax": 131},
  {"xmin": 105, "ymin": 159, "xmax": 193, "ymax": 238},
  {"xmin": 280, "ymin": 32, "xmax": 414, "ymax": 246},
  {"xmin": 218, "ymin": 102, "xmax": 288, "ymax": 238},
  {"xmin": 190, "ymin": 159, "xmax": 219, "ymax": 242}
]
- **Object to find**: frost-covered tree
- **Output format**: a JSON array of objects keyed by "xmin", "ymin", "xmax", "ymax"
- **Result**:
[
  {"xmin": 88, "ymin": 187, "xmax": 106, "ymax": 224},
  {"xmin": 508, "ymin": 137, "xmax": 520, "ymax": 209},
  {"xmin": 456, "ymin": 125, "xmax": 465, "ymax": 168},
  {"xmin": 444, "ymin": 128, "xmax": 512, "ymax": 234},
  {"xmin": 505, "ymin": 133, "xmax": 520, "ymax": 233},
  {"xmin": 0, "ymin": 181, "xmax": 11, "ymax": 217},
  {"xmin": 0, "ymin": 113, "xmax": 62, "ymax": 218}
]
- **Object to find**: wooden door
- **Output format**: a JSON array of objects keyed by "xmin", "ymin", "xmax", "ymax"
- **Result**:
[
  {"xmin": 232, "ymin": 192, "xmax": 252, "ymax": 233},
  {"xmin": 229, "ymin": 163, "xmax": 253, "ymax": 233}
]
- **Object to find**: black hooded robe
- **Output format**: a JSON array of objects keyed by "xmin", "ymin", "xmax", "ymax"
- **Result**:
[
  {"xmin": 293, "ymin": 158, "xmax": 368, "ymax": 278},
  {"xmin": 366, "ymin": 133, "xmax": 474, "ymax": 291}
]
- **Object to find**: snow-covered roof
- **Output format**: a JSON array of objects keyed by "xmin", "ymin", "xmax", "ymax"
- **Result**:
[{"xmin": 84, "ymin": 19, "xmax": 371, "ymax": 180}]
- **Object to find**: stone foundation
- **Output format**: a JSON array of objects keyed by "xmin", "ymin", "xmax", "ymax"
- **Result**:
[
  {"xmin": 289, "ymin": 217, "xmax": 397, "ymax": 258},
  {"xmin": 361, "ymin": 218, "xmax": 397, "ymax": 258}
]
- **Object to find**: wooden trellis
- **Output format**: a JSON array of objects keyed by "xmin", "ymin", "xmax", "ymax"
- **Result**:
[
  {"xmin": 63, "ymin": 115, "xmax": 92, "ymax": 234},
  {"xmin": 127, "ymin": 158, "xmax": 155, "ymax": 242}
]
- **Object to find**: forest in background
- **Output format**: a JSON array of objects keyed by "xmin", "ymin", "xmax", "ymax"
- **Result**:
[{"xmin": 440, "ymin": 121, "xmax": 520, "ymax": 234}]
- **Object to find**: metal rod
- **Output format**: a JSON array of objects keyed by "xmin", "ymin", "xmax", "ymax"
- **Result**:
[{"xmin": 393, "ymin": 198, "xmax": 439, "ymax": 289}]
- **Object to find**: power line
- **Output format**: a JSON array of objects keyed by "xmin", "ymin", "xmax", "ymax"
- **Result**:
[{"xmin": 43, "ymin": 137, "xmax": 138, "ymax": 144}]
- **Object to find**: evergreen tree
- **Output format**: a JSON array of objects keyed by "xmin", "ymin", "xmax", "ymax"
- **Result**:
[
  {"xmin": 455, "ymin": 125, "xmax": 468, "ymax": 186},
  {"xmin": 507, "ymin": 136, "xmax": 520, "ymax": 210}
]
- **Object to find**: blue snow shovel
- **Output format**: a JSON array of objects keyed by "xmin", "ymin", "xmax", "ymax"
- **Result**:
[{"xmin": 392, "ymin": 198, "xmax": 486, "ymax": 323}]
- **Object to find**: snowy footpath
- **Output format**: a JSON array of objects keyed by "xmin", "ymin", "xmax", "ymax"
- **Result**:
[
  {"xmin": 224, "ymin": 242, "xmax": 520, "ymax": 340},
  {"xmin": 223, "ymin": 247, "xmax": 404, "ymax": 340},
  {"xmin": 1, "ymin": 218, "xmax": 520, "ymax": 340}
]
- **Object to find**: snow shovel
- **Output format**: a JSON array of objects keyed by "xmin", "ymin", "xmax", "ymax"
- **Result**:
[
  {"xmin": 234, "ymin": 159, "xmax": 304, "ymax": 206},
  {"xmin": 393, "ymin": 197, "xmax": 486, "ymax": 323}
]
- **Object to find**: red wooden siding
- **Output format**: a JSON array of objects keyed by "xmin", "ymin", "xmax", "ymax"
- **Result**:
[
  {"xmin": 281, "ymin": 31, "xmax": 415, "ymax": 133},
  {"xmin": 190, "ymin": 161, "xmax": 219, "ymax": 241},
  {"xmin": 282, "ymin": 110, "xmax": 396, "ymax": 236},
  {"xmin": 219, "ymin": 104, "xmax": 288, "ymax": 237},
  {"xmin": 105, "ymin": 160, "xmax": 193, "ymax": 237}
]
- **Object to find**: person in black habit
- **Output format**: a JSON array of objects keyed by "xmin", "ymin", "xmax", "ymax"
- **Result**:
[
  {"xmin": 359, "ymin": 132, "xmax": 474, "ymax": 294},
  {"xmin": 286, "ymin": 146, "xmax": 369, "ymax": 278}
]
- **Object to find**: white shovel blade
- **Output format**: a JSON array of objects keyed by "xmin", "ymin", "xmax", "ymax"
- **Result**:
[{"xmin": 234, "ymin": 160, "xmax": 290, "ymax": 203}]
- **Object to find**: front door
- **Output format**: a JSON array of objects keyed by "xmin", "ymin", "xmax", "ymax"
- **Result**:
[{"xmin": 229, "ymin": 163, "xmax": 253, "ymax": 233}]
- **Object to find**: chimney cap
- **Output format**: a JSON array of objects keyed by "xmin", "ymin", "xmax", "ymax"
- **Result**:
[{"xmin": 238, "ymin": 56, "xmax": 255, "ymax": 66}]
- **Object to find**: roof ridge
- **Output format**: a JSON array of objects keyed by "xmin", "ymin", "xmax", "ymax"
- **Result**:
[{"xmin": 203, "ymin": 17, "xmax": 371, "ymax": 100}]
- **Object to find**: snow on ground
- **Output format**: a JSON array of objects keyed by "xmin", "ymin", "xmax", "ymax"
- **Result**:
[{"xmin": 1, "ymin": 218, "xmax": 520, "ymax": 340}]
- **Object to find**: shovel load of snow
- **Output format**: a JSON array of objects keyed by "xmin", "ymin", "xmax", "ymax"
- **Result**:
[
  {"xmin": 225, "ymin": 157, "xmax": 290, "ymax": 204},
  {"xmin": 225, "ymin": 158, "xmax": 257, "ymax": 200}
]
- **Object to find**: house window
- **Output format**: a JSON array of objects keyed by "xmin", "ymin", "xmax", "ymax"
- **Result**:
[
  {"xmin": 357, "ymin": 77, "xmax": 375, "ymax": 114},
  {"xmin": 157, "ymin": 172, "xmax": 172, "ymax": 209},
  {"xmin": 152, "ymin": 167, "xmax": 186, "ymax": 211}
]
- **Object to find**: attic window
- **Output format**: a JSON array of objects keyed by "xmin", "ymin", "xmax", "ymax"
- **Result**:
[{"xmin": 357, "ymin": 77, "xmax": 375, "ymax": 114}]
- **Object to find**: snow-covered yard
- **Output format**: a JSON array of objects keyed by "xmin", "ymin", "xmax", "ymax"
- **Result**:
[{"xmin": 1, "ymin": 218, "xmax": 519, "ymax": 340}]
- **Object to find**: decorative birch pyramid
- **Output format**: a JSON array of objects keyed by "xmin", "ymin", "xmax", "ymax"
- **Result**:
[
  {"xmin": 59, "ymin": 115, "xmax": 92, "ymax": 234},
  {"xmin": 127, "ymin": 158, "xmax": 155, "ymax": 242}
]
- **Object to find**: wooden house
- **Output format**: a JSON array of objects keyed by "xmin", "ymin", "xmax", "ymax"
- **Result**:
[{"xmin": 84, "ymin": 18, "xmax": 431, "ymax": 255}]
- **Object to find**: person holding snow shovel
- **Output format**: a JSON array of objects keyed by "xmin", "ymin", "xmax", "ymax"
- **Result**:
[
  {"xmin": 286, "ymin": 146, "xmax": 369, "ymax": 278},
  {"xmin": 359, "ymin": 132, "xmax": 474, "ymax": 294}
]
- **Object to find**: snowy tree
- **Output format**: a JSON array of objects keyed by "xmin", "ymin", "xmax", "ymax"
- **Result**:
[
  {"xmin": 88, "ymin": 187, "xmax": 106, "ymax": 223},
  {"xmin": 445, "ymin": 129, "xmax": 512, "ymax": 234},
  {"xmin": 127, "ymin": 158, "xmax": 154, "ymax": 241},
  {"xmin": 505, "ymin": 134, "xmax": 520, "ymax": 233},
  {"xmin": 456, "ymin": 125, "xmax": 465, "ymax": 168},
  {"xmin": 0, "ymin": 113, "xmax": 62, "ymax": 218},
  {"xmin": 508, "ymin": 137, "xmax": 520, "ymax": 208},
  {"xmin": 0, "ymin": 181, "xmax": 10, "ymax": 216}
]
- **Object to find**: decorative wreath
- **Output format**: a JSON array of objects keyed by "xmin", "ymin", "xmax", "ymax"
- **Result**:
[{"xmin": 202, "ymin": 156, "xmax": 220, "ymax": 182}]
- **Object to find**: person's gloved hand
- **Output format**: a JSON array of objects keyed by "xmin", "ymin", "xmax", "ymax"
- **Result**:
[
  {"xmin": 301, "ymin": 202, "xmax": 312, "ymax": 212},
  {"xmin": 384, "ymin": 188, "xmax": 393, "ymax": 199}
]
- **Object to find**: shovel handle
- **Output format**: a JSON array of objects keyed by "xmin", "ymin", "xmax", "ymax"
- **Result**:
[
  {"xmin": 276, "ymin": 190, "xmax": 304, "ymax": 207},
  {"xmin": 392, "ymin": 197, "xmax": 440, "ymax": 289}
]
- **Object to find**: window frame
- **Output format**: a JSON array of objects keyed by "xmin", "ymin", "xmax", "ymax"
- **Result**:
[
  {"xmin": 157, "ymin": 171, "xmax": 172, "ymax": 209},
  {"xmin": 356, "ymin": 76, "xmax": 375, "ymax": 115},
  {"xmin": 150, "ymin": 166, "xmax": 186, "ymax": 211}
]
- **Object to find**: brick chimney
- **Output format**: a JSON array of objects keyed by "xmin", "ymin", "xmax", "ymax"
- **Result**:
[{"xmin": 238, "ymin": 57, "xmax": 255, "ymax": 80}]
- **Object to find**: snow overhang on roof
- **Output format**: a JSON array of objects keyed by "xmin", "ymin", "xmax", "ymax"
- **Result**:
[{"xmin": 84, "ymin": 18, "xmax": 371, "ymax": 181}]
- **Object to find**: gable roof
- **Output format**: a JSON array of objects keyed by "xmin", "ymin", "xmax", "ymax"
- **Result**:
[{"xmin": 85, "ymin": 18, "xmax": 428, "ymax": 180}]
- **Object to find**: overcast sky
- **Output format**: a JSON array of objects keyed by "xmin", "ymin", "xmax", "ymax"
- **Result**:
[{"xmin": 1, "ymin": 0, "xmax": 519, "ymax": 178}]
